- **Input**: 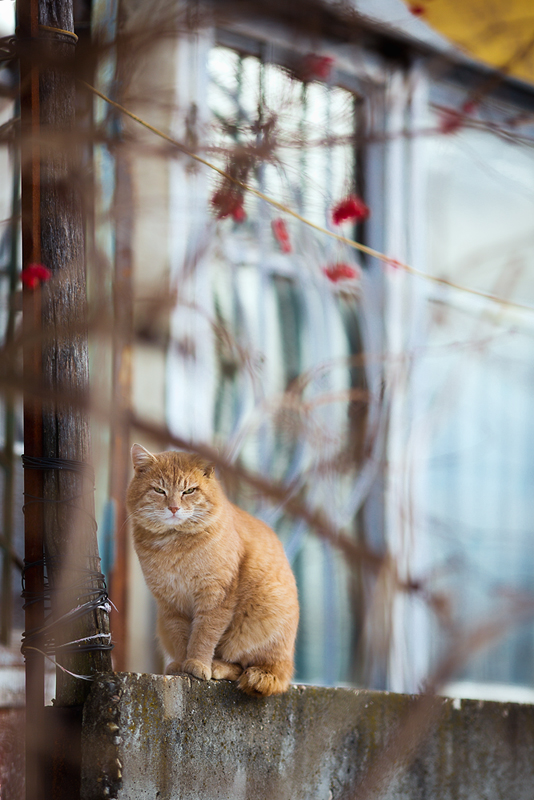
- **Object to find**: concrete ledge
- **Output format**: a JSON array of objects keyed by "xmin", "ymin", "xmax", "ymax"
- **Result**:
[{"xmin": 81, "ymin": 672, "xmax": 534, "ymax": 800}]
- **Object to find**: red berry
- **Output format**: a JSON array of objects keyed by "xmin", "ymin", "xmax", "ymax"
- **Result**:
[
  {"xmin": 272, "ymin": 218, "xmax": 292, "ymax": 253},
  {"xmin": 461, "ymin": 99, "xmax": 477, "ymax": 115},
  {"xmin": 331, "ymin": 195, "xmax": 370, "ymax": 225},
  {"xmin": 323, "ymin": 263, "xmax": 360, "ymax": 283},
  {"xmin": 438, "ymin": 100, "xmax": 477, "ymax": 135},
  {"xmin": 232, "ymin": 205, "xmax": 247, "ymax": 223},
  {"xmin": 301, "ymin": 54, "xmax": 334, "ymax": 82},
  {"xmin": 211, "ymin": 187, "xmax": 244, "ymax": 219},
  {"xmin": 21, "ymin": 263, "xmax": 52, "ymax": 289}
]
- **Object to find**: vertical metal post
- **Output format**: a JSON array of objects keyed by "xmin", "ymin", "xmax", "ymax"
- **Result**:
[
  {"xmin": 0, "ymin": 134, "xmax": 21, "ymax": 646},
  {"xmin": 18, "ymin": 0, "xmax": 113, "ymax": 792},
  {"xmin": 18, "ymin": 1, "xmax": 46, "ymax": 797},
  {"xmin": 36, "ymin": 0, "xmax": 112, "ymax": 707},
  {"xmin": 108, "ymin": 153, "xmax": 133, "ymax": 671}
]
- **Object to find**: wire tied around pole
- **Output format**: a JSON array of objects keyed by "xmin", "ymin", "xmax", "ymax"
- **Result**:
[
  {"xmin": 20, "ymin": 453, "xmax": 114, "ymax": 678},
  {"xmin": 13, "ymin": 24, "xmax": 79, "ymax": 44},
  {"xmin": 22, "ymin": 454, "xmax": 94, "ymax": 481},
  {"xmin": 21, "ymin": 558, "xmax": 113, "ymax": 657},
  {"xmin": 37, "ymin": 24, "xmax": 78, "ymax": 43}
]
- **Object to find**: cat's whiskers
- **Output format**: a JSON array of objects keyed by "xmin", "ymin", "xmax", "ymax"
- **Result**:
[{"xmin": 138, "ymin": 505, "xmax": 209, "ymax": 536}]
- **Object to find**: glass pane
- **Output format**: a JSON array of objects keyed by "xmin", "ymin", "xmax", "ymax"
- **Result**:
[
  {"xmin": 425, "ymin": 112, "xmax": 534, "ymax": 304},
  {"xmin": 413, "ymin": 100, "xmax": 534, "ymax": 690}
]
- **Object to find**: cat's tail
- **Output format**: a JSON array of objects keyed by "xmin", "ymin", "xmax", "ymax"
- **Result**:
[{"xmin": 238, "ymin": 662, "xmax": 293, "ymax": 696}]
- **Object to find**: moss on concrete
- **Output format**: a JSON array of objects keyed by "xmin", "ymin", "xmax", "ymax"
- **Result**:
[{"xmin": 81, "ymin": 673, "xmax": 534, "ymax": 800}]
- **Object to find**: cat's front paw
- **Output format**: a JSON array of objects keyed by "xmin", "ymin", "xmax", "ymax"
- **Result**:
[{"xmin": 182, "ymin": 658, "xmax": 212, "ymax": 681}]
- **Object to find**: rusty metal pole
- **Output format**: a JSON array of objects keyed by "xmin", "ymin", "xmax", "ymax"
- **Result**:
[
  {"xmin": 18, "ymin": 0, "xmax": 113, "ymax": 792},
  {"xmin": 108, "ymin": 153, "xmax": 133, "ymax": 671},
  {"xmin": 36, "ymin": 0, "xmax": 113, "ymax": 707},
  {"xmin": 18, "ymin": 0, "xmax": 46, "ymax": 795},
  {"xmin": 0, "ymin": 119, "xmax": 22, "ymax": 647}
]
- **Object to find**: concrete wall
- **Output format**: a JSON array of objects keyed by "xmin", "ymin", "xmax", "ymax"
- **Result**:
[{"xmin": 81, "ymin": 672, "xmax": 534, "ymax": 800}]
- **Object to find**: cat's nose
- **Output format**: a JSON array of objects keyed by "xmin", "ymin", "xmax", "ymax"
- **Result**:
[{"xmin": 168, "ymin": 506, "xmax": 180, "ymax": 514}]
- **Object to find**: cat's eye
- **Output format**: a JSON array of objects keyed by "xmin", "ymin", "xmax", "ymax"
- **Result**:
[
  {"xmin": 182, "ymin": 487, "xmax": 196, "ymax": 495},
  {"xmin": 153, "ymin": 487, "xmax": 166, "ymax": 495}
]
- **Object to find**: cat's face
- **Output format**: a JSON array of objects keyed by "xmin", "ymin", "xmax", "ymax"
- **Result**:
[{"xmin": 127, "ymin": 445, "xmax": 218, "ymax": 539}]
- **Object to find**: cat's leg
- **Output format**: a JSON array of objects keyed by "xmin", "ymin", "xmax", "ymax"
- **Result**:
[
  {"xmin": 181, "ymin": 608, "xmax": 234, "ymax": 681},
  {"xmin": 238, "ymin": 659, "xmax": 294, "ymax": 696},
  {"xmin": 219, "ymin": 607, "xmax": 297, "ymax": 694},
  {"xmin": 211, "ymin": 659, "xmax": 243, "ymax": 681},
  {"xmin": 158, "ymin": 612, "xmax": 190, "ymax": 674}
]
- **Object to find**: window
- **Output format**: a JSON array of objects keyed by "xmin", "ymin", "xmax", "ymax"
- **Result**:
[{"xmin": 386, "ymin": 70, "xmax": 534, "ymax": 696}]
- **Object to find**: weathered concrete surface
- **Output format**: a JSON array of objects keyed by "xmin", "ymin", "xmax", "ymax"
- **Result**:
[{"xmin": 81, "ymin": 672, "xmax": 534, "ymax": 800}]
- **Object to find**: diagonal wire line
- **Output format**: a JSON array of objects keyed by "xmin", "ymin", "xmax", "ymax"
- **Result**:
[{"xmin": 82, "ymin": 80, "xmax": 534, "ymax": 316}]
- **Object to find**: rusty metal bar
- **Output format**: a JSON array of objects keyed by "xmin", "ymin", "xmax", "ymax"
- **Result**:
[
  {"xmin": 19, "ymin": 0, "xmax": 113, "ymax": 792},
  {"xmin": 0, "ymin": 129, "xmax": 21, "ymax": 646},
  {"xmin": 108, "ymin": 152, "xmax": 133, "ymax": 671},
  {"xmin": 36, "ymin": 0, "xmax": 113, "ymax": 705},
  {"xmin": 18, "ymin": 0, "xmax": 46, "ymax": 798}
]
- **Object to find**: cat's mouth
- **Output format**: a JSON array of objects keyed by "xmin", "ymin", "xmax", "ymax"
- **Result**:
[
  {"xmin": 163, "ymin": 510, "xmax": 191, "ymax": 525},
  {"xmin": 138, "ymin": 508, "xmax": 189, "ymax": 528},
  {"xmin": 160, "ymin": 509, "xmax": 206, "ymax": 528},
  {"xmin": 137, "ymin": 505, "xmax": 209, "ymax": 534},
  {"xmin": 140, "ymin": 516, "xmax": 197, "ymax": 544}
]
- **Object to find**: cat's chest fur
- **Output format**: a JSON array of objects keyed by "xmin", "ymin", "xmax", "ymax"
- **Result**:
[
  {"xmin": 140, "ymin": 546, "xmax": 196, "ymax": 612},
  {"xmin": 133, "ymin": 529, "xmax": 238, "ymax": 616}
]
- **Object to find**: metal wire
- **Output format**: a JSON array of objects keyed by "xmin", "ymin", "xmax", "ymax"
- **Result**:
[{"xmin": 20, "ymin": 454, "xmax": 113, "ymax": 665}]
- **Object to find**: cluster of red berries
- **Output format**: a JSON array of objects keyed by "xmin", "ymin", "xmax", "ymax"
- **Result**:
[
  {"xmin": 21, "ymin": 263, "xmax": 52, "ymax": 289},
  {"xmin": 331, "ymin": 194, "xmax": 370, "ymax": 226},
  {"xmin": 323, "ymin": 263, "xmax": 360, "ymax": 283},
  {"xmin": 211, "ymin": 187, "xmax": 372, "ymax": 285},
  {"xmin": 211, "ymin": 188, "xmax": 247, "ymax": 222}
]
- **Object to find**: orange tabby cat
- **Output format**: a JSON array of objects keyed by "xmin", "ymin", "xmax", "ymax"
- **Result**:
[{"xmin": 126, "ymin": 444, "xmax": 299, "ymax": 696}]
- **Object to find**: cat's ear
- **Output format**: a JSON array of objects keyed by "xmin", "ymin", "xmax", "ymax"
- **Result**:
[
  {"xmin": 131, "ymin": 443, "xmax": 156, "ymax": 471},
  {"xmin": 203, "ymin": 463, "xmax": 215, "ymax": 478}
]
